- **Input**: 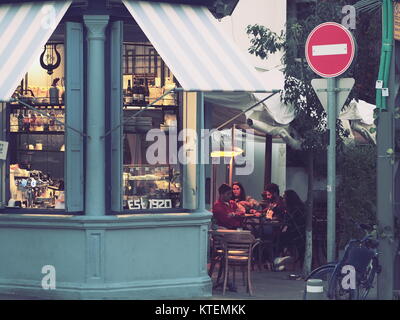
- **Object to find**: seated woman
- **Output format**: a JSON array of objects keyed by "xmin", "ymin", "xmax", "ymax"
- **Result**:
[
  {"xmin": 279, "ymin": 190, "xmax": 306, "ymax": 262},
  {"xmin": 231, "ymin": 181, "xmax": 261, "ymax": 214},
  {"xmin": 212, "ymin": 183, "xmax": 245, "ymax": 230}
]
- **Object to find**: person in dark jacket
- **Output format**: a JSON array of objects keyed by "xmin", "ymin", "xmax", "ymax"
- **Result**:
[
  {"xmin": 261, "ymin": 183, "xmax": 285, "ymax": 221},
  {"xmin": 212, "ymin": 183, "xmax": 245, "ymax": 229},
  {"xmin": 279, "ymin": 189, "xmax": 306, "ymax": 262}
]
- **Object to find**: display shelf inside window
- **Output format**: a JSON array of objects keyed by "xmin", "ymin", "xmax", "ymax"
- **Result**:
[
  {"xmin": 9, "ymin": 102, "xmax": 65, "ymax": 134},
  {"xmin": 7, "ymin": 101, "xmax": 65, "ymax": 210},
  {"xmin": 123, "ymin": 165, "xmax": 182, "ymax": 210},
  {"xmin": 123, "ymin": 42, "xmax": 178, "ymax": 110}
]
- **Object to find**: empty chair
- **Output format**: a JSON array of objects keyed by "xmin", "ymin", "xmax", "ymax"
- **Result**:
[{"xmin": 221, "ymin": 232, "xmax": 260, "ymax": 296}]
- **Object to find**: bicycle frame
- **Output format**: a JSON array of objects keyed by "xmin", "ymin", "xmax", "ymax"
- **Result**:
[{"xmin": 306, "ymin": 222, "xmax": 380, "ymax": 300}]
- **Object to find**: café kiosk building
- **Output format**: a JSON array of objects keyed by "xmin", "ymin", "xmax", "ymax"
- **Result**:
[{"xmin": 0, "ymin": 0, "xmax": 269, "ymax": 299}]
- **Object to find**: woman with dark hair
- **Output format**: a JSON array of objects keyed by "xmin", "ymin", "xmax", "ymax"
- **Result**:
[
  {"xmin": 279, "ymin": 190, "xmax": 306, "ymax": 263},
  {"xmin": 231, "ymin": 181, "xmax": 261, "ymax": 213}
]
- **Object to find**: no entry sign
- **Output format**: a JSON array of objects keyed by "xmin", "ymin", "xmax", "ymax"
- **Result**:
[{"xmin": 305, "ymin": 22, "xmax": 355, "ymax": 78}]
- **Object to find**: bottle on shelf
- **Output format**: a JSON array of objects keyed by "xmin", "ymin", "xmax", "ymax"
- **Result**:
[
  {"xmin": 43, "ymin": 114, "xmax": 49, "ymax": 132},
  {"xmin": 144, "ymin": 78, "xmax": 150, "ymax": 105},
  {"xmin": 49, "ymin": 112, "xmax": 55, "ymax": 131},
  {"xmin": 30, "ymin": 112, "xmax": 37, "ymax": 131},
  {"xmin": 138, "ymin": 79, "xmax": 145, "ymax": 106},
  {"xmin": 56, "ymin": 110, "xmax": 64, "ymax": 131},
  {"xmin": 35, "ymin": 114, "xmax": 43, "ymax": 132},
  {"xmin": 18, "ymin": 111, "xmax": 24, "ymax": 132},
  {"xmin": 49, "ymin": 78, "xmax": 60, "ymax": 105},
  {"xmin": 132, "ymin": 79, "xmax": 140, "ymax": 105},
  {"xmin": 125, "ymin": 79, "xmax": 133, "ymax": 105},
  {"xmin": 23, "ymin": 111, "xmax": 30, "ymax": 132},
  {"xmin": 127, "ymin": 79, "xmax": 132, "ymax": 96}
]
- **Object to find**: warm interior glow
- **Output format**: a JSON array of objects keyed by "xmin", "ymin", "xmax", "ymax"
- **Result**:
[{"xmin": 210, "ymin": 148, "xmax": 244, "ymax": 158}]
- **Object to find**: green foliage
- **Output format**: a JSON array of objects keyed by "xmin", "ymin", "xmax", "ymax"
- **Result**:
[
  {"xmin": 336, "ymin": 144, "xmax": 377, "ymax": 248},
  {"xmin": 247, "ymin": 1, "xmax": 356, "ymax": 152},
  {"xmin": 247, "ymin": 24, "xmax": 285, "ymax": 60}
]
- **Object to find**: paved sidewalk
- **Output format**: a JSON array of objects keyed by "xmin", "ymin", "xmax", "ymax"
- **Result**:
[
  {"xmin": 0, "ymin": 270, "xmax": 305, "ymax": 300},
  {"xmin": 209, "ymin": 270, "xmax": 306, "ymax": 300},
  {"xmin": 0, "ymin": 269, "xmax": 378, "ymax": 300},
  {"xmin": 207, "ymin": 267, "xmax": 378, "ymax": 300}
]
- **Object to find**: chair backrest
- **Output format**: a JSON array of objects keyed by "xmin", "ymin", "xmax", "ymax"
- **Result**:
[
  {"xmin": 222, "ymin": 233, "xmax": 256, "ymax": 259},
  {"xmin": 223, "ymin": 232, "xmax": 255, "ymax": 243},
  {"xmin": 210, "ymin": 232, "xmax": 225, "ymax": 252}
]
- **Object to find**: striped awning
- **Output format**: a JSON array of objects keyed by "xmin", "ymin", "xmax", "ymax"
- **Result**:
[
  {"xmin": 0, "ymin": 1, "xmax": 72, "ymax": 102},
  {"xmin": 123, "ymin": 1, "xmax": 268, "ymax": 92}
]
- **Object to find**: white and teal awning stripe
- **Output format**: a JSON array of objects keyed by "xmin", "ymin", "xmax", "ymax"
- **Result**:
[
  {"xmin": 123, "ymin": 0, "xmax": 268, "ymax": 92},
  {"xmin": 0, "ymin": 1, "xmax": 71, "ymax": 102}
]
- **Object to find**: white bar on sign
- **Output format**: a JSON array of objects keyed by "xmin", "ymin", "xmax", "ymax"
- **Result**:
[{"xmin": 312, "ymin": 43, "xmax": 347, "ymax": 56}]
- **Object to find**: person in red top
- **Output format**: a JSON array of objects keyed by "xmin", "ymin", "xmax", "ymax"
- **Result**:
[{"xmin": 212, "ymin": 184, "xmax": 245, "ymax": 229}]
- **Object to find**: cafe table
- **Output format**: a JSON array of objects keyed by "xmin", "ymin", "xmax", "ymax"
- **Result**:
[{"xmin": 242, "ymin": 215, "xmax": 284, "ymax": 270}]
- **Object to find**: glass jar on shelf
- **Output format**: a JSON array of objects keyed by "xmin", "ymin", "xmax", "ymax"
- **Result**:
[
  {"xmin": 35, "ymin": 114, "xmax": 44, "ymax": 132},
  {"xmin": 23, "ymin": 112, "xmax": 30, "ymax": 132}
]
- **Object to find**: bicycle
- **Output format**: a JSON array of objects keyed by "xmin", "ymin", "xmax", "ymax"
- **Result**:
[{"xmin": 304, "ymin": 221, "xmax": 381, "ymax": 300}]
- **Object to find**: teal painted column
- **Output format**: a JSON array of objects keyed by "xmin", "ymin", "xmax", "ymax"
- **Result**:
[
  {"xmin": 197, "ymin": 92, "xmax": 205, "ymax": 211},
  {"xmin": 83, "ymin": 15, "xmax": 109, "ymax": 216},
  {"xmin": 195, "ymin": 91, "xmax": 211, "ymax": 282}
]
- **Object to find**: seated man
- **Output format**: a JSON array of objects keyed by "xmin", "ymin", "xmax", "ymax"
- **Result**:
[
  {"xmin": 261, "ymin": 183, "xmax": 286, "ymax": 221},
  {"xmin": 212, "ymin": 183, "xmax": 245, "ymax": 230}
]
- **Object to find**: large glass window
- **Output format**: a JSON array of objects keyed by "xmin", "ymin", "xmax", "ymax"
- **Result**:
[
  {"xmin": 6, "ymin": 31, "xmax": 66, "ymax": 210},
  {"xmin": 121, "ymin": 41, "xmax": 182, "ymax": 211}
]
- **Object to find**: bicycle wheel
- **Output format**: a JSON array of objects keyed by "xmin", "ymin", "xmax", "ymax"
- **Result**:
[
  {"xmin": 328, "ymin": 272, "xmax": 358, "ymax": 300},
  {"xmin": 357, "ymin": 259, "xmax": 378, "ymax": 300},
  {"xmin": 305, "ymin": 265, "xmax": 357, "ymax": 300},
  {"xmin": 304, "ymin": 265, "xmax": 335, "ymax": 300}
]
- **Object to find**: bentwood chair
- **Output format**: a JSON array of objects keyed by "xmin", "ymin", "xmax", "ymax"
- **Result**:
[
  {"xmin": 208, "ymin": 231, "xmax": 225, "ymax": 283},
  {"xmin": 221, "ymin": 232, "xmax": 260, "ymax": 296}
]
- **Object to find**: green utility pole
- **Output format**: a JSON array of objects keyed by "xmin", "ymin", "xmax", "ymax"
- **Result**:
[
  {"xmin": 377, "ymin": 52, "xmax": 396, "ymax": 300},
  {"xmin": 376, "ymin": 0, "xmax": 396, "ymax": 300},
  {"xmin": 327, "ymin": 77, "xmax": 337, "ymax": 263},
  {"xmin": 395, "ymin": 40, "xmax": 400, "ymax": 294}
]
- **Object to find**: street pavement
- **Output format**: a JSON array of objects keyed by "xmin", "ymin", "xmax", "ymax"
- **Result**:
[
  {"xmin": 208, "ymin": 269, "xmax": 378, "ymax": 300},
  {"xmin": 209, "ymin": 269, "xmax": 306, "ymax": 300},
  {"xmin": 0, "ymin": 270, "xmax": 305, "ymax": 300},
  {"xmin": 0, "ymin": 269, "xmax": 378, "ymax": 300}
]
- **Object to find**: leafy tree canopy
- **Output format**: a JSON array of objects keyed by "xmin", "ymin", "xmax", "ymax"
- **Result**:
[{"xmin": 246, "ymin": 0, "xmax": 381, "ymax": 151}]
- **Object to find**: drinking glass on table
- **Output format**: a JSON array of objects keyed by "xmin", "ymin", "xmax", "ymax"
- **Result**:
[{"xmin": 266, "ymin": 209, "xmax": 274, "ymax": 219}]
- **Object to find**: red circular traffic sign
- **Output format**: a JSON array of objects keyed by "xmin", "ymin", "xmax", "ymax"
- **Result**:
[{"xmin": 305, "ymin": 22, "xmax": 355, "ymax": 78}]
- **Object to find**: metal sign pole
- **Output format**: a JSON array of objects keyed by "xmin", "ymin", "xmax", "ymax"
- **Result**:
[
  {"xmin": 327, "ymin": 77, "xmax": 337, "ymax": 263},
  {"xmin": 306, "ymin": 22, "xmax": 355, "ymax": 265}
]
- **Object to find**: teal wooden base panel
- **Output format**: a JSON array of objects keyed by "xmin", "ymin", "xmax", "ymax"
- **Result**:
[
  {"xmin": 0, "ymin": 277, "xmax": 212, "ymax": 300},
  {"xmin": 0, "ymin": 212, "xmax": 212, "ymax": 300}
]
